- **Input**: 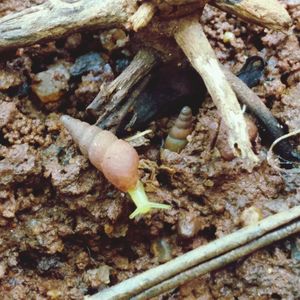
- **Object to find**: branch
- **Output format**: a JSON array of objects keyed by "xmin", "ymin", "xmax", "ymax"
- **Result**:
[
  {"xmin": 99, "ymin": 74, "xmax": 152, "ymax": 132},
  {"xmin": 128, "ymin": 2, "xmax": 156, "ymax": 32},
  {"xmin": 174, "ymin": 18, "xmax": 258, "ymax": 167},
  {"xmin": 222, "ymin": 67, "xmax": 300, "ymax": 162},
  {"xmin": 85, "ymin": 205, "xmax": 300, "ymax": 300},
  {"xmin": 0, "ymin": 0, "xmax": 138, "ymax": 51},
  {"xmin": 134, "ymin": 219, "xmax": 300, "ymax": 299},
  {"xmin": 211, "ymin": 0, "xmax": 292, "ymax": 31},
  {"xmin": 0, "ymin": 0, "xmax": 291, "ymax": 52},
  {"xmin": 86, "ymin": 49, "xmax": 157, "ymax": 121}
]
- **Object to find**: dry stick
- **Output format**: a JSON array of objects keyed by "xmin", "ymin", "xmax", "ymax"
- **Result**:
[
  {"xmin": 86, "ymin": 49, "xmax": 157, "ymax": 120},
  {"xmin": 0, "ymin": 0, "xmax": 291, "ymax": 52},
  {"xmin": 174, "ymin": 18, "xmax": 258, "ymax": 167},
  {"xmin": 0, "ymin": 0, "xmax": 138, "ymax": 50},
  {"xmin": 86, "ymin": 205, "xmax": 300, "ymax": 300},
  {"xmin": 100, "ymin": 74, "xmax": 152, "ymax": 132},
  {"xmin": 0, "ymin": 0, "xmax": 198, "ymax": 51},
  {"xmin": 222, "ymin": 67, "xmax": 300, "ymax": 162},
  {"xmin": 134, "ymin": 219, "xmax": 300, "ymax": 300},
  {"xmin": 128, "ymin": 2, "xmax": 157, "ymax": 32},
  {"xmin": 211, "ymin": 0, "xmax": 292, "ymax": 31}
]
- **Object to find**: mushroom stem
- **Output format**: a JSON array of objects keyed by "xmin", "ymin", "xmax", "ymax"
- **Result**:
[{"xmin": 128, "ymin": 180, "xmax": 171, "ymax": 219}]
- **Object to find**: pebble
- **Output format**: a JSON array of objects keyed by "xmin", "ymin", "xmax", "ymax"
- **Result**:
[
  {"xmin": 100, "ymin": 29, "xmax": 129, "ymax": 52},
  {"xmin": 291, "ymin": 238, "xmax": 300, "ymax": 262},
  {"xmin": 31, "ymin": 63, "xmax": 70, "ymax": 103},
  {"xmin": 150, "ymin": 239, "xmax": 173, "ymax": 263},
  {"xmin": 0, "ymin": 69, "xmax": 22, "ymax": 90},
  {"xmin": 223, "ymin": 31, "xmax": 235, "ymax": 44},
  {"xmin": 177, "ymin": 213, "xmax": 202, "ymax": 239},
  {"xmin": 114, "ymin": 58, "xmax": 130, "ymax": 74},
  {"xmin": 0, "ymin": 102, "xmax": 17, "ymax": 128},
  {"xmin": 240, "ymin": 206, "xmax": 263, "ymax": 227},
  {"xmin": 70, "ymin": 52, "xmax": 105, "ymax": 77},
  {"xmin": 65, "ymin": 32, "xmax": 82, "ymax": 50},
  {"xmin": 83, "ymin": 265, "xmax": 110, "ymax": 288}
]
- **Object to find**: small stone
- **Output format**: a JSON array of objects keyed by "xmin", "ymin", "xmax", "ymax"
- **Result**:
[
  {"xmin": 291, "ymin": 238, "xmax": 300, "ymax": 262},
  {"xmin": 0, "ymin": 69, "xmax": 22, "ymax": 90},
  {"xmin": 75, "ymin": 251, "xmax": 90, "ymax": 270},
  {"xmin": 100, "ymin": 29, "xmax": 129, "ymax": 52},
  {"xmin": 114, "ymin": 58, "xmax": 130, "ymax": 74},
  {"xmin": 83, "ymin": 266, "xmax": 110, "ymax": 288},
  {"xmin": 47, "ymin": 289, "xmax": 63, "ymax": 299},
  {"xmin": 0, "ymin": 262, "xmax": 7, "ymax": 279},
  {"xmin": 65, "ymin": 33, "xmax": 82, "ymax": 50},
  {"xmin": 70, "ymin": 52, "xmax": 105, "ymax": 77},
  {"xmin": 240, "ymin": 206, "xmax": 263, "ymax": 227},
  {"xmin": 177, "ymin": 213, "xmax": 202, "ymax": 239},
  {"xmin": 223, "ymin": 31, "xmax": 235, "ymax": 44},
  {"xmin": 114, "ymin": 256, "xmax": 129, "ymax": 270},
  {"xmin": 31, "ymin": 63, "xmax": 70, "ymax": 103},
  {"xmin": 150, "ymin": 239, "xmax": 173, "ymax": 263},
  {"xmin": 0, "ymin": 102, "xmax": 17, "ymax": 128}
]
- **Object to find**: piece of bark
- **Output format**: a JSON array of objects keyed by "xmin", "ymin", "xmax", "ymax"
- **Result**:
[
  {"xmin": 0, "ymin": 0, "xmax": 204, "ymax": 52},
  {"xmin": 174, "ymin": 18, "xmax": 258, "ymax": 166},
  {"xmin": 222, "ymin": 67, "xmax": 300, "ymax": 162},
  {"xmin": 87, "ymin": 49, "xmax": 157, "ymax": 120},
  {"xmin": 100, "ymin": 74, "xmax": 152, "ymax": 133},
  {"xmin": 211, "ymin": 0, "xmax": 292, "ymax": 31},
  {"xmin": 0, "ymin": 0, "xmax": 291, "ymax": 52},
  {"xmin": 128, "ymin": 2, "xmax": 157, "ymax": 32},
  {"xmin": 0, "ymin": 0, "xmax": 138, "ymax": 51}
]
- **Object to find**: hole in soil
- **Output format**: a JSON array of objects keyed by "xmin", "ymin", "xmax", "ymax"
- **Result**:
[
  {"xmin": 249, "ymin": 35, "xmax": 264, "ymax": 51},
  {"xmin": 280, "ymin": 72, "xmax": 289, "ymax": 85},
  {"xmin": 201, "ymin": 225, "xmax": 216, "ymax": 241},
  {"xmin": 157, "ymin": 169, "xmax": 172, "ymax": 187},
  {"xmin": 265, "ymin": 95, "xmax": 276, "ymax": 109},
  {"xmin": 0, "ymin": 132, "xmax": 9, "ymax": 147},
  {"xmin": 19, "ymin": 251, "xmax": 38, "ymax": 269},
  {"xmin": 189, "ymin": 195, "xmax": 205, "ymax": 206},
  {"xmin": 271, "ymin": 293, "xmax": 282, "ymax": 299}
]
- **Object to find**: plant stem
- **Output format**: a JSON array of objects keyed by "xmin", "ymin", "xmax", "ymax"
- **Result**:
[
  {"xmin": 133, "ymin": 219, "xmax": 300, "ymax": 299},
  {"xmin": 85, "ymin": 205, "xmax": 300, "ymax": 300}
]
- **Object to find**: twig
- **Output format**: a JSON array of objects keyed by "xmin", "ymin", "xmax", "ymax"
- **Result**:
[
  {"xmin": 125, "ymin": 129, "xmax": 153, "ymax": 142},
  {"xmin": 211, "ymin": 0, "xmax": 292, "ymax": 31},
  {"xmin": 0, "ymin": 0, "xmax": 138, "ymax": 51},
  {"xmin": 174, "ymin": 18, "xmax": 258, "ymax": 167},
  {"xmin": 86, "ymin": 49, "xmax": 157, "ymax": 120},
  {"xmin": 99, "ymin": 74, "xmax": 152, "ymax": 131},
  {"xmin": 128, "ymin": 2, "xmax": 157, "ymax": 32},
  {"xmin": 0, "ymin": 0, "xmax": 291, "ymax": 52},
  {"xmin": 222, "ymin": 67, "xmax": 300, "ymax": 162},
  {"xmin": 267, "ymin": 129, "xmax": 300, "ymax": 173},
  {"xmin": 85, "ymin": 205, "xmax": 300, "ymax": 300},
  {"xmin": 134, "ymin": 219, "xmax": 300, "ymax": 299}
]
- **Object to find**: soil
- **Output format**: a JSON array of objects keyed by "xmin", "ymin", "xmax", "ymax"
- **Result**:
[{"xmin": 0, "ymin": 1, "xmax": 300, "ymax": 299}]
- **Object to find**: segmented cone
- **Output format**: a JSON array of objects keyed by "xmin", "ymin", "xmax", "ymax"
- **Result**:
[
  {"xmin": 60, "ymin": 115, "xmax": 101, "ymax": 156},
  {"xmin": 164, "ymin": 106, "xmax": 193, "ymax": 153}
]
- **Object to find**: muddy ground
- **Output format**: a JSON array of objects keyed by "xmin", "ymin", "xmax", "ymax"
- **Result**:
[{"xmin": 0, "ymin": 0, "xmax": 300, "ymax": 299}]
